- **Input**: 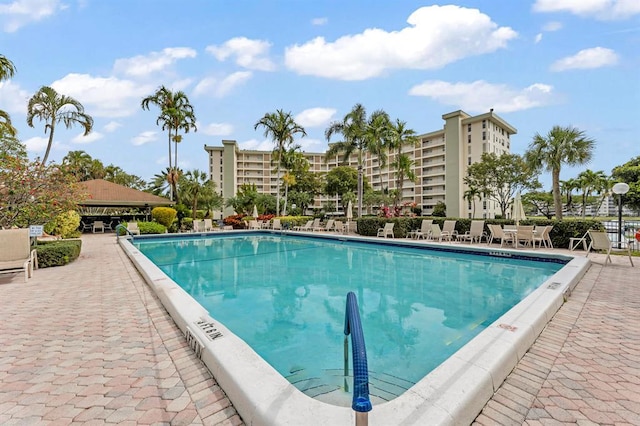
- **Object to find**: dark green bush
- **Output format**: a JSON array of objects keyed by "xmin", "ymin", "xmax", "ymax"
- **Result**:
[{"xmin": 36, "ymin": 239, "xmax": 82, "ymax": 268}]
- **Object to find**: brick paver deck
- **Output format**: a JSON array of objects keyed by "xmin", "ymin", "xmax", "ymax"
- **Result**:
[
  {"xmin": 0, "ymin": 234, "xmax": 243, "ymax": 425},
  {"xmin": 1, "ymin": 233, "xmax": 637, "ymax": 425}
]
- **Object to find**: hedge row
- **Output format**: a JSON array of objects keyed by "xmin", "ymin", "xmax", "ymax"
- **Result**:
[
  {"xmin": 355, "ymin": 217, "xmax": 605, "ymax": 248},
  {"xmin": 36, "ymin": 239, "xmax": 82, "ymax": 268}
]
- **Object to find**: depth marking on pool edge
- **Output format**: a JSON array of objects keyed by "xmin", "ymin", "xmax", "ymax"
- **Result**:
[{"xmin": 185, "ymin": 319, "xmax": 224, "ymax": 359}]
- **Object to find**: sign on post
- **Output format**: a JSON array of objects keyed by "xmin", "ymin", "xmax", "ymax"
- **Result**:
[{"xmin": 29, "ymin": 225, "xmax": 44, "ymax": 237}]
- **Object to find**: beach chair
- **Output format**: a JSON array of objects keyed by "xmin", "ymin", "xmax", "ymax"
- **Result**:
[
  {"xmin": 126, "ymin": 222, "xmax": 141, "ymax": 235},
  {"xmin": 459, "ymin": 220, "xmax": 486, "ymax": 244},
  {"xmin": 311, "ymin": 218, "xmax": 323, "ymax": 231},
  {"xmin": 0, "ymin": 228, "xmax": 37, "ymax": 282},
  {"xmin": 203, "ymin": 219, "xmax": 213, "ymax": 232},
  {"xmin": 441, "ymin": 220, "xmax": 458, "ymax": 241},
  {"xmin": 322, "ymin": 219, "xmax": 335, "ymax": 232},
  {"xmin": 248, "ymin": 220, "xmax": 261, "ymax": 230},
  {"xmin": 428, "ymin": 223, "xmax": 444, "ymax": 242},
  {"xmin": 533, "ymin": 225, "xmax": 553, "ymax": 248},
  {"xmin": 272, "ymin": 218, "xmax": 282, "ymax": 230},
  {"xmin": 587, "ymin": 230, "xmax": 634, "ymax": 266},
  {"xmin": 334, "ymin": 221, "xmax": 345, "ymax": 234},
  {"xmin": 377, "ymin": 222, "xmax": 395, "ymax": 238},
  {"xmin": 193, "ymin": 219, "xmax": 205, "ymax": 232},
  {"xmin": 409, "ymin": 219, "xmax": 433, "ymax": 240}
]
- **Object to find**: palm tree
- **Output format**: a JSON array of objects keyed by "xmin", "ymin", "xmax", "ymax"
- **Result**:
[
  {"xmin": 0, "ymin": 110, "xmax": 17, "ymax": 139},
  {"xmin": 62, "ymin": 150, "xmax": 93, "ymax": 180},
  {"xmin": 559, "ymin": 178, "xmax": 578, "ymax": 215},
  {"xmin": 180, "ymin": 170, "xmax": 219, "ymax": 219},
  {"xmin": 576, "ymin": 170, "xmax": 609, "ymax": 218},
  {"xmin": 141, "ymin": 86, "xmax": 197, "ymax": 203},
  {"xmin": 364, "ymin": 110, "xmax": 391, "ymax": 192},
  {"xmin": 325, "ymin": 103, "xmax": 369, "ymax": 218},
  {"xmin": 26, "ymin": 86, "xmax": 93, "ymax": 165},
  {"xmin": 276, "ymin": 146, "xmax": 307, "ymax": 215},
  {"xmin": 388, "ymin": 119, "xmax": 418, "ymax": 208},
  {"xmin": 254, "ymin": 109, "xmax": 306, "ymax": 215},
  {"xmin": 524, "ymin": 126, "xmax": 595, "ymax": 220},
  {"xmin": 0, "ymin": 54, "xmax": 16, "ymax": 81},
  {"xmin": 463, "ymin": 186, "xmax": 482, "ymax": 219}
]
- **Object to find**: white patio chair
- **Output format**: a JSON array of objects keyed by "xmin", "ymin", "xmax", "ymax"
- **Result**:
[
  {"xmin": 377, "ymin": 222, "xmax": 395, "ymax": 238},
  {"xmin": 587, "ymin": 230, "xmax": 634, "ymax": 266}
]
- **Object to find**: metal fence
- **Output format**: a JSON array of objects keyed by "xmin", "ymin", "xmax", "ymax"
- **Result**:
[{"xmin": 602, "ymin": 220, "xmax": 640, "ymax": 250}]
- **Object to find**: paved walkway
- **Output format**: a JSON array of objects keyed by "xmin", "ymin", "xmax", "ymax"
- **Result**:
[
  {"xmin": 0, "ymin": 234, "xmax": 243, "ymax": 425},
  {"xmin": 0, "ymin": 233, "xmax": 637, "ymax": 425}
]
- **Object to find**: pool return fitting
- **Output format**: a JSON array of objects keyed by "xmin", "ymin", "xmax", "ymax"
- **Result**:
[{"xmin": 344, "ymin": 291, "xmax": 372, "ymax": 426}]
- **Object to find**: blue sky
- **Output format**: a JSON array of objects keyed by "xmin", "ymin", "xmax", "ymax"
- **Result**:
[{"xmin": 1, "ymin": 0, "xmax": 639, "ymax": 189}]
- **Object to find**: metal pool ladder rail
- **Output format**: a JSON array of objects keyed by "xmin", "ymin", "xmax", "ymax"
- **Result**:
[{"xmin": 344, "ymin": 291, "xmax": 372, "ymax": 426}]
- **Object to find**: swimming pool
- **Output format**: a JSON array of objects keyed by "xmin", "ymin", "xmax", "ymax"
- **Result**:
[{"xmin": 120, "ymin": 231, "xmax": 589, "ymax": 425}]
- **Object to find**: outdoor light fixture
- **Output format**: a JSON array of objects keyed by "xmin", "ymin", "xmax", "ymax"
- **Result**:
[{"xmin": 612, "ymin": 182, "xmax": 630, "ymax": 249}]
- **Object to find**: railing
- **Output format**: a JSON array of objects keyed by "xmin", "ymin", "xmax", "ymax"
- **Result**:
[
  {"xmin": 114, "ymin": 224, "xmax": 134, "ymax": 239},
  {"xmin": 344, "ymin": 291, "xmax": 372, "ymax": 426}
]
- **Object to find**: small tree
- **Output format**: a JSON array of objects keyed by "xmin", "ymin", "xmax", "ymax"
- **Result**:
[{"xmin": 432, "ymin": 201, "xmax": 446, "ymax": 217}]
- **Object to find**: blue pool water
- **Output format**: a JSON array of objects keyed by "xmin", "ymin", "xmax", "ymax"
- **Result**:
[{"xmin": 134, "ymin": 233, "xmax": 564, "ymax": 402}]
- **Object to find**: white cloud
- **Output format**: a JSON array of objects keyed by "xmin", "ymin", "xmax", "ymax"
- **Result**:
[
  {"xmin": 550, "ymin": 47, "xmax": 618, "ymax": 71},
  {"xmin": 200, "ymin": 122, "xmax": 234, "ymax": 136},
  {"xmin": 298, "ymin": 137, "xmax": 328, "ymax": 153},
  {"xmin": 295, "ymin": 107, "xmax": 336, "ymax": 128},
  {"xmin": 311, "ymin": 17, "xmax": 328, "ymax": 26},
  {"xmin": 239, "ymin": 138, "xmax": 275, "ymax": 151},
  {"xmin": 533, "ymin": 0, "xmax": 640, "ymax": 20},
  {"xmin": 0, "ymin": 81, "xmax": 29, "ymax": 114},
  {"xmin": 103, "ymin": 121, "xmax": 121, "ymax": 132},
  {"xmin": 409, "ymin": 80, "xmax": 555, "ymax": 113},
  {"xmin": 132, "ymin": 131, "xmax": 157, "ymax": 146},
  {"xmin": 535, "ymin": 33, "xmax": 543, "ymax": 43},
  {"xmin": 0, "ymin": 0, "xmax": 66, "ymax": 32},
  {"xmin": 285, "ymin": 5, "xmax": 517, "ymax": 80},
  {"xmin": 206, "ymin": 37, "xmax": 275, "ymax": 71},
  {"xmin": 50, "ymin": 73, "xmax": 154, "ymax": 118},
  {"xmin": 113, "ymin": 47, "xmax": 197, "ymax": 77},
  {"xmin": 542, "ymin": 21, "xmax": 563, "ymax": 31},
  {"xmin": 193, "ymin": 71, "xmax": 252, "ymax": 98},
  {"xmin": 72, "ymin": 131, "xmax": 102, "ymax": 144},
  {"xmin": 24, "ymin": 135, "xmax": 49, "ymax": 153}
]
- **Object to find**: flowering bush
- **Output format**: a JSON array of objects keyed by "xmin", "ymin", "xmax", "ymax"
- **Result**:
[{"xmin": 224, "ymin": 214, "xmax": 246, "ymax": 229}]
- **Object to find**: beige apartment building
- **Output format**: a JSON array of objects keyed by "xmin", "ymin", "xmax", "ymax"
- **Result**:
[{"xmin": 204, "ymin": 109, "xmax": 516, "ymax": 219}]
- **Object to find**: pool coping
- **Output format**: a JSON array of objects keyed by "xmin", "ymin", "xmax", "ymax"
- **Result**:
[{"xmin": 118, "ymin": 231, "xmax": 590, "ymax": 426}]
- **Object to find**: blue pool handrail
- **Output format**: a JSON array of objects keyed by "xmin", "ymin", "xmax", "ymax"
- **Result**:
[
  {"xmin": 115, "ymin": 224, "xmax": 134, "ymax": 239},
  {"xmin": 344, "ymin": 291, "xmax": 372, "ymax": 414}
]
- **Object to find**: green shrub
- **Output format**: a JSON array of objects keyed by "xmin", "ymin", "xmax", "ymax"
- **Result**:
[
  {"xmin": 138, "ymin": 221, "xmax": 167, "ymax": 234},
  {"xmin": 278, "ymin": 216, "xmax": 312, "ymax": 229},
  {"xmin": 151, "ymin": 207, "xmax": 177, "ymax": 228},
  {"xmin": 36, "ymin": 239, "xmax": 82, "ymax": 268},
  {"xmin": 44, "ymin": 210, "xmax": 81, "ymax": 238}
]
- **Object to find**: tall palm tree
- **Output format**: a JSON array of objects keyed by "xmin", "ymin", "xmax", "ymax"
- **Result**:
[
  {"xmin": 254, "ymin": 109, "xmax": 306, "ymax": 215},
  {"xmin": 180, "ymin": 170, "xmax": 218, "ymax": 219},
  {"xmin": 388, "ymin": 119, "xmax": 418, "ymax": 208},
  {"xmin": 26, "ymin": 86, "xmax": 93, "ymax": 165},
  {"xmin": 141, "ymin": 86, "xmax": 197, "ymax": 203},
  {"xmin": 463, "ymin": 186, "xmax": 482, "ymax": 219},
  {"xmin": 559, "ymin": 178, "xmax": 578, "ymax": 215},
  {"xmin": 364, "ymin": 110, "xmax": 391, "ymax": 192},
  {"xmin": 524, "ymin": 126, "xmax": 595, "ymax": 220},
  {"xmin": 0, "ymin": 110, "xmax": 17, "ymax": 138},
  {"xmin": 277, "ymin": 147, "xmax": 307, "ymax": 215},
  {"xmin": 325, "ymin": 103, "xmax": 368, "ymax": 218},
  {"xmin": 0, "ymin": 55, "xmax": 17, "ymax": 146}
]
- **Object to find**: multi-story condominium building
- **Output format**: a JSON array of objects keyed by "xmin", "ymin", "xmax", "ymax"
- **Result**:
[{"xmin": 204, "ymin": 109, "xmax": 516, "ymax": 219}]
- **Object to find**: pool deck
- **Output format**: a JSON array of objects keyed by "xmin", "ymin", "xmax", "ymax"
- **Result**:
[{"xmin": 0, "ymin": 232, "xmax": 637, "ymax": 425}]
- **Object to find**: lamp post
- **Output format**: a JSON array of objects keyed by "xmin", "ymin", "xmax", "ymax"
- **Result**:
[{"xmin": 612, "ymin": 182, "xmax": 630, "ymax": 249}]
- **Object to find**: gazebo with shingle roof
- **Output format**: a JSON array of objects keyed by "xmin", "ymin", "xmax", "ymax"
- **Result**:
[{"xmin": 77, "ymin": 179, "xmax": 173, "ymax": 231}]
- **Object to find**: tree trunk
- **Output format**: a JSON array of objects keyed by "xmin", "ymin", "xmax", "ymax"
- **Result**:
[
  {"xmin": 552, "ymin": 168, "xmax": 563, "ymax": 220},
  {"xmin": 41, "ymin": 122, "xmax": 55, "ymax": 165}
]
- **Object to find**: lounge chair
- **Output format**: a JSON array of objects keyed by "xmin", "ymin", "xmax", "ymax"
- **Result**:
[
  {"xmin": 459, "ymin": 220, "xmax": 486, "ymax": 244},
  {"xmin": 322, "ymin": 219, "xmax": 335, "ymax": 232},
  {"xmin": 515, "ymin": 225, "xmax": 535, "ymax": 248},
  {"xmin": 193, "ymin": 219, "xmax": 205, "ymax": 232},
  {"xmin": 428, "ymin": 223, "xmax": 444, "ymax": 242},
  {"xmin": 294, "ymin": 220, "xmax": 313, "ymax": 231},
  {"xmin": 487, "ymin": 224, "xmax": 514, "ymax": 247},
  {"xmin": 533, "ymin": 225, "xmax": 553, "ymax": 248},
  {"xmin": 92, "ymin": 221, "xmax": 105, "ymax": 233},
  {"xmin": 569, "ymin": 231, "xmax": 590, "ymax": 251},
  {"xmin": 408, "ymin": 219, "xmax": 433, "ymax": 240},
  {"xmin": 203, "ymin": 218, "xmax": 213, "ymax": 232},
  {"xmin": 377, "ymin": 222, "xmax": 395, "ymax": 238},
  {"xmin": 248, "ymin": 220, "xmax": 261, "ymax": 230},
  {"xmin": 311, "ymin": 218, "xmax": 323, "ymax": 232},
  {"xmin": 334, "ymin": 221, "xmax": 345, "ymax": 234},
  {"xmin": 441, "ymin": 220, "xmax": 458, "ymax": 241},
  {"xmin": 587, "ymin": 230, "xmax": 634, "ymax": 266},
  {"xmin": 272, "ymin": 219, "xmax": 282, "ymax": 230},
  {"xmin": 0, "ymin": 228, "xmax": 37, "ymax": 282},
  {"xmin": 127, "ymin": 222, "xmax": 141, "ymax": 235}
]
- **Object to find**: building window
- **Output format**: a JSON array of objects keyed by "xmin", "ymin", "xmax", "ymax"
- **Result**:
[
  {"xmin": 468, "ymin": 124, "xmax": 471, "ymax": 132},
  {"xmin": 482, "ymin": 119, "xmax": 486, "ymax": 129},
  {"xmin": 482, "ymin": 143, "xmax": 486, "ymax": 152},
  {"xmin": 482, "ymin": 131, "xmax": 486, "ymax": 140},
  {"xmin": 483, "ymin": 201, "xmax": 487, "ymax": 210},
  {"xmin": 467, "ymin": 157, "xmax": 471, "ymax": 165},
  {"xmin": 468, "ymin": 134, "xmax": 471, "ymax": 143}
]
